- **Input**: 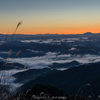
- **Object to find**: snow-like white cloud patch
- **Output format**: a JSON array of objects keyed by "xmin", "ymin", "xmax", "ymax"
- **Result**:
[
  {"xmin": 2, "ymin": 52, "xmax": 100, "ymax": 70},
  {"xmin": 0, "ymin": 51, "xmax": 15, "ymax": 54},
  {"xmin": 5, "ymin": 52, "xmax": 58, "ymax": 69},
  {"xmin": 1, "ymin": 53, "xmax": 100, "ymax": 89},
  {"xmin": 57, "ymin": 68, "xmax": 68, "ymax": 71},
  {"xmin": 82, "ymin": 37, "xmax": 88, "ymax": 39},
  {"xmin": 69, "ymin": 48, "xmax": 77, "ymax": 51},
  {"xmin": 67, "ymin": 38, "xmax": 80, "ymax": 41},
  {"xmin": 21, "ymin": 38, "xmax": 80, "ymax": 44},
  {"xmin": 57, "ymin": 54, "xmax": 71, "ymax": 58},
  {"xmin": 21, "ymin": 40, "xmax": 40, "ymax": 43},
  {"xmin": 26, "ymin": 49, "xmax": 43, "ymax": 53}
]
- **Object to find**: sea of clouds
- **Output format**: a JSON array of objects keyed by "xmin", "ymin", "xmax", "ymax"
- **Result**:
[{"xmin": 3, "ymin": 52, "xmax": 100, "ymax": 70}]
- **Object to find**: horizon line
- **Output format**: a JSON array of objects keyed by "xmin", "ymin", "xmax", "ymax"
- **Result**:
[{"xmin": 0, "ymin": 32, "xmax": 100, "ymax": 35}]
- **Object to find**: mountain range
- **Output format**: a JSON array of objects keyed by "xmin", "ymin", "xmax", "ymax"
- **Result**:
[
  {"xmin": 1, "ymin": 32, "xmax": 100, "ymax": 41},
  {"xmin": 1, "ymin": 32, "xmax": 100, "ymax": 99},
  {"xmin": 19, "ymin": 62, "xmax": 100, "ymax": 99}
]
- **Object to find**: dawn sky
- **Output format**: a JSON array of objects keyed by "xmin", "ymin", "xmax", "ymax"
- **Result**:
[{"xmin": 0, "ymin": 0, "xmax": 100, "ymax": 34}]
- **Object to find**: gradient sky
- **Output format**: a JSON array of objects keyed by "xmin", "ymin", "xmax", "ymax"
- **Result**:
[{"xmin": 0, "ymin": 0, "xmax": 100, "ymax": 34}]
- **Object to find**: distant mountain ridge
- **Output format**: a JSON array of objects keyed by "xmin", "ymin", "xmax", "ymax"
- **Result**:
[
  {"xmin": 0, "ymin": 32, "xmax": 97, "ymax": 36},
  {"xmin": 0, "ymin": 32, "xmax": 100, "ymax": 40},
  {"xmin": 48, "ymin": 60, "xmax": 80, "ymax": 69}
]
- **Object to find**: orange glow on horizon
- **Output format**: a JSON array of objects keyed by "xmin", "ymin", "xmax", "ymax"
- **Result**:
[
  {"xmin": 1, "ymin": 25, "xmax": 100, "ymax": 35},
  {"xmin": 1, "ymin": 30, "xmax": 100, "ymax": 35}
]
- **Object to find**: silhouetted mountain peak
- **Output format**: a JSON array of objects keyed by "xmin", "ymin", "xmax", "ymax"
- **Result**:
[
  {"xmin": 71, "ymin": 60, "xmax": 79, "ymax": 64},
  {"xmin": 83, "ymin": 32, "xmax": 93, "ymax": 35}
]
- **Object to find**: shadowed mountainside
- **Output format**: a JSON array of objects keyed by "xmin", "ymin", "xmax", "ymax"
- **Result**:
[
  {"xmin": 20, "ymin": 63, "xmax": 100, "ymax": 99},
  {"xmin": 13, "ymin": 68, "xmax": 59, "ymax": 83},
  {"xmin": 48, "ymin": 60, "xmax": 80, "ymax": 69}
]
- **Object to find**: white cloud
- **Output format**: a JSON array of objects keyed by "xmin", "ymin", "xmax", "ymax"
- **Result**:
[
  {"xmin": 26, "ymin": 49, "xmax": 43, "ymax": 53},
  {"xmin": 57, "ymin": 54, "xmax": 71, "ymax": 58},
  {"xmin": 2, "ymin": 52, "xmax": 100, "ymax": 70},
  {"xmin": 68, "ymin": 48, "xmax": 77, "ymax": 51},
  {"xmin": 1, "ymin": 53, "xmax": 100, "ymax": 90},
  {"xmin": 21, "ymin": 40, "xmax": 40, "ymax": 43},
  {"xmin": 21, "ymin": 38, "xmax": 80, "ymax": 44}
]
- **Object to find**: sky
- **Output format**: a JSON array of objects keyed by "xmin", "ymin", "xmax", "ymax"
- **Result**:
[{"xmin": 0, "ymin": 0, "xmax": 100, "ymax": 35}]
